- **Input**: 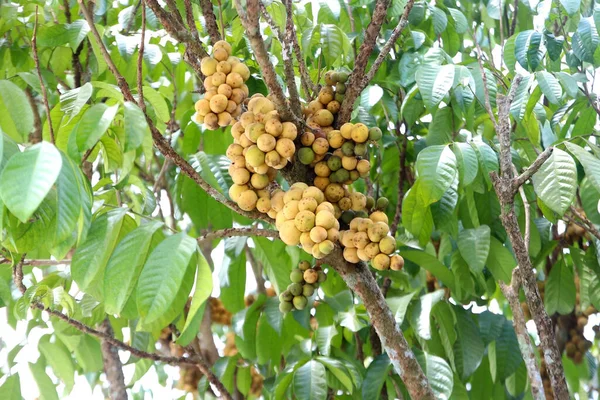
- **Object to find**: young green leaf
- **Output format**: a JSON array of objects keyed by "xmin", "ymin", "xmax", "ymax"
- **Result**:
[
  {"xmin": 532, "ymin": 148, "xmax": 577, "ymax": 215},
  {"xmin": 458, "ymin": 225, "xmax": 491, "ymax": 273},
  {"xmin": 0, "ymin": 80, "xmax": 34, "ymax": 141},
  {"xmin": 545, "ymin": 260, "xmax": 576, "ymax": 315}
]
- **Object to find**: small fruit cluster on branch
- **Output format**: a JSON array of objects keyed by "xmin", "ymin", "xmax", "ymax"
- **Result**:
[
  {"xmin": 194, "ymin": 40, "xmax": 251, "ymax": 129},
  {"xmin": 209, "ymin": 297, "xmax": 232, "ymax": 325},
  {"xmin": 279, "ymin": 261, "xmax": 327, "ymax": 313}
]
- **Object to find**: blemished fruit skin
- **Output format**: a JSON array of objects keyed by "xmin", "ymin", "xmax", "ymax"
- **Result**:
[
  {"xmin": 293, "ymin": 296, "xmax": 308, "ymax": 310},
  {"xmin": 290, "ymin": 269, "xmax": 304, "ymax": 283},
  {"xmin": 279, "ymin": 301, "xmax": 294, "ymax": 313},
  {"xmin": 289, "ymin": 283, "xmax": 303, "ymax": 296},
  {"xmin": 304, "ymin": 268, "xmax": 319, "ymax": 284},
  {"xmin": 299, "ymin": 260, "xmax": 311, "ymax": 271}
]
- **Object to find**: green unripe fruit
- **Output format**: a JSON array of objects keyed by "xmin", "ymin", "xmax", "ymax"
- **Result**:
[
  {"xmin": 298, "ymin": 260, "xmax": 311, "ymax": 271},
  {"xmin": 279, "ymin": 301, "xmax": 294, "ymax": 313},
  {"xmin": 341, "ymin": 141, "xmax": 355, "ymax": 156},
  {"xmin": 324, "ymin": 70, "xmax": 336, "ymax": 85},
  {"xmin": 336, "ymin": 72, "xmax": 349, "ymax": 83},
  {"xmin": 279, "ymin": 290, "xmax": 293, "ymax": 302},
  {"xmin": 354, "ymin": 143, "xmax": 368, "ymax": 157},
  {"xmin": 341, "ymin": 210, "xmax": 355, "ymax": 224},
  {"xmin": 356, "ymin": 210, "xmax": 368, "ymax": 218},
  {"xmin": 329, "ymin": 171, "xmax": 340, "ymax": 183},
  {"xmin": 334, "ymin": 169, "xmax": 350, "ymax": 183},
  {"xmin": 335, "ymin": 93, "xmax": 345, "ymax": 103},
  {"xmin": 298, "ymin": 147, "xmax": 316, "ymax": 165},
  {"xmin": 350, "ymin": 170, "xmax": 360, "ymax": 181},
  {"xmin": 317, "ymin": 270, "xmax": 327, "ymax": 283},
  {"xmin": 289, "ymin": 282, "xmax": 303, "ymax": 296},
  {"xmin": 303, "ymin": 284, "xmax": 315, "ymax": 297},
  {"xmin": 376, "ymin": 197, "xmax": 389, "ymax": 210},
  {"xmin": 293, "ymin": 295, "xmax": 308, "ymax": 310},
  {"xmin": 368, "ymin": 127, "xmax": 382, "ymax": 141},
  {"xmin": 290, "ymin": 268, "xmax": 304, "ymax": 283},
  {"xmin": 366, "ymin": 196, "xmax": 375, "ymax": 210},
  {"xmin": 327, "ymin": 155, "xmax": 342, "ymax": 171},
  {"xmin": 336, "ymin": 82, "xmax": 346, "ymax": 94}
]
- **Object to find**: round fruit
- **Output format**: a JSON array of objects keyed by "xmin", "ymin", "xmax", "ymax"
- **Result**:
[
  {"xmin": 390, "ymin": 255, "xmax": 404, "ymax": 271},
  {"xmin": 218, "ymin": 112, "xmax": 232, "ymax": 127},
  {"xmin": 232, "ymin": 63, "xmax": 250, "ymax": 81},
  {"xmin": 327, "ymin": 156, "xmax": 342, "ymax": 171},
  {"xmin": 367, "ymin": 222, "xmax": 389, "ymax": 242},
  {"xmin": 364, "ymin": 242, "xmax": 380, "ymax": 259},
  {"xmin": 304, "ymin": 269, "xmax": 319, "ymax": 284},
  {"xmin": 230, "ymin": 167, "xmax": 250, "ymax": 185},
  {"xmin": 245, "ymin": 146, "xmax": 265, "ymax": 167},
  {"xmin": 303, "ymin": 284, "xmax": 315, "ymax": 297},
  {"xmin": 372, "ymin": 253, "xmax": 391, "ymax": 270},
  {"xmin": 290, "ymin": 268, "xmax": 304, "ymax": 283},
  {"xmin": 310, "ymin": 226, "xmax": 328, "ymax": 243},
  {"xmin": 312, "ymin": 137, "xmax": 329, "ymax": 155},
  {"xmin": 336, "ymin": 72, "xmax": 349, "ymax": 83},
  {"xmin": 351, "ymin": 123, "xmax": 369, "ymax": 143},
  {"xmin": 379, "ymin": 236, "xmax": 396, "ymax": 254},
  {"xmin": 353, "ymin": 143, "xmax": 367, "ymax": 157},
  {"xmin": 289, "ymin": 283, "xmax": 303, "ymax": 296},
  {"xmin": 352, "ymin": 232, "xmax": 370, "ymax": 249},
  {"xmin": 376, "ymin": 197, "xmax": 389, "ymax": 210},
  {"xmin": 279, "ymin": 301, "xmax": 293, "ymax": 313},
  {"xmin": 279, "ymin": 290, "xmax": 293, "ymax": 302},
  {"xmin": 319, "ymin": 240, "xmax": 335, "ymax": 255},
  {"xmin": 315, "ymin": 210, "xmax": 336, "ymax": 229},
  {"xmin": 295, "ymin": 210, "xmax": 316, "ymax": 232},
  {"xmin": 325, "ymin": 183, "xmax": 345, "ymax": 202},
  {"xmin": 341, "ymin": 141, "xmax": 355, "ymax": 156},
  {"xmin": 343, "ymin": 247, "xmax": 360, "ymax": 263},
  {"xmin": 298, "ymin": 197, "xmax": 318, "ymax": 212},
  {"xmin": 298, "ymin": 147, "xmax": 316, "ymax": 165},
  {"xmin": 280, "ymin": 220, "xmax": 302, "ymax": 246},
  {"xmin": 200, "ymin": 57, "xmax": 218, "ymax": 75},
  {"xmin": 301, "ymin": 132, "xmax": 315, "ymax": 146},
  {"xmin": 368, "ymin": 127, "xmax": 383, "ymax": 141},
  {"xmin": 327, "ymin": 100, "xmax": 341, "ymax": 114},
  {"xmin": 204, "ymin": 113, "xmax": 219, "ymax": 129},
  {"xmin": 317, "ymin": 271, "xmax": 326, "ymax": 283},
  {"xmin": 256, "ymin": 197, "xmax": 271, "ymax": 213},
  {"xmin": 357, "ymin": 159, "xmax": 370, "ymax": 176},
  {"xmin": 303, "ymin": 187, "xmax": 325, "ymax": 203},
  {"xmin": 370, "ymin": 211, "xmax": 389, "ymax": 224},
  {"xmin": 341, "ymin": 210, "xmax": 355, "ymax": 224},
  {"xmin": 283, "ymin": 200, "xmax": 300, "ymax": 220},
  {"xmin": 293, "ymin": 295, "xmax": 308, "ymax": 310},
  {"xmin": 276, "ymin": 138, "xmax": 296, "ymax": 158},
  {"xmin": 299, "ymin": 260, "xmax": 311, "ymax": 271},
  {"xmin": 209, "ymin": 94, "xmax": 228, "ymax": 113},
  {"xmin": 257, "ymin": 134, "xmax": 276, "ymax": 152}
]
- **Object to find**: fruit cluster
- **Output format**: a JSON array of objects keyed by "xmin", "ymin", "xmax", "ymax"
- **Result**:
[
  {"xmin": 177, "ymin": 365, "xmax": 203, "ymax": 393},
  {"xmin": 340, "ymin": 211, "xmax": 404, "ymax": 271},
  {"xmin": 271, "ymin": 183, "xmax": 340, "ymax": 258},
  {"xmin": 226, "ymin": 95, "xmax": 298, "ymax": 212},
  {"xmin": 194, "ymin": 40, "xmax": 251, "ymax": 129},
  {"xmin": 250, "ymin": 366, "xmax": 264, "ymax": 397},
  {"xmin": 209, "ymin": 297, "xmax": 232, "ymax": 325},
  {"xmin": 279, "ymin": 261, "xmax": 326, "ymax": 313}
]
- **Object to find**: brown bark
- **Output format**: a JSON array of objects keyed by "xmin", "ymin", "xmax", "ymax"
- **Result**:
[
  {"xmin": 198, "ymin": 0, "xmax": 221, "ymax": 44},
  {"xmin": 32, "ymin": 7, "xmax": 55, "ymax": 144},
  {"xmin": 25, "ymin": 89, "xmax": 42, "ymax": 144},
  {"xmin": 99, "ymin": 319, "xmax": 128, "ymax": 400}
]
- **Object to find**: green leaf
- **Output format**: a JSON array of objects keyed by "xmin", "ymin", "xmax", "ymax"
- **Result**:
[
  {"xmin": 457, "ymin": 225, "xmax": 491, "ymax": 273},
  {"xmin": 315, "ymin": 326, "xmax": 337, "ymax": 356},
  {"xmin": 104, "ymin": 221, "xmax": 163, "ymax": 315},
  {"xmin": 123, "ymin": 102, "xmax": 150, "ymax": 151},
  {"xmin": 142, "ymin": 86, "xmax": 170, "ymax": 123},
  {"xmin": 410, "ymin": 290, "xmax": 445, "ymax": 340},
  {"xmin": 565, "ymin": 142, "xmax": 600, "ymax": 192},
  {"xmin": 316, "ymin": 356, "xmax": 354, "ymax": 393},
  {"xmin": 515, "ymin": 30, "xmax": 544, "ymax": 71},
  {"xmin": 415, "ymin": 145, "xmax": 458, "ymax": 204},
  {"xmin": 451, "ymin": 251, "xmax": 475, "ymax": 300},
  {"xmin": 293, "ymin": 360, "xmax": 327, "ymax": 400},
  {"xmin": 486, "ymin": 237, "xmax": 516, "ymax": 283},
  {"xmin": 402, "ymin": 250, "xmax": 455, "ymax": 291},
  {"xmin": 535, "ymin": 72, "xmax": 562, "ymax": 105},
  {"xmin": 253, "ymin": 237, "xmax": 292, "ymax": 294},
  {"xmin": 136, "ymin": 233, "xmax": 197, "ymax": 323},
  {"xmin": 177, "ymin": 251, "xmax": 213, "ymax": 346},
  {"xmin": 0, "ymin": 374, "xmax": 21, "ymax": 400},
  {"xmin": 29, "ymin": 361, "xmax": 59, "ymax": 400},
  {"xmin": 386, "ymin": 292, "xmax": 417, "ymax": 325},
  {"xmin": 560, "ymin": 0, "xmax": 580, "ymax": 15},
  {"xmin": 402, "ymin": 181, "xmax": 434, "ymax": 245},
  {"xmin": 74, "ymin": 103, "xmax": 119, "ymax": 152},
  {"xmin": 362, "ymin": 354, "xmax": 392, "ymax": 400},
  {"xmin": 427, "ymin": 107, "xmax": 453, "ymax": 145},
  {"xmin": 490, "ymin": 319, "xmax": 522, "ymax": 381},
  {"xmin": 55, "ymin": 152, "xmax": 84, "ymax": 244},
  {"xmin": 545, "ymin": 260, "xmax": 576, "ymax": 315},
  {"xmin": 0, "ymin": 80, "xmax": 34, "ymax": 141},
  {"xmin": 59, "ymin": 83, "xmax": 93, "ymax": 119},
  {"xmin": 38, "ymin": 335, "xmax": 75, "ymax": 392},
  {"xmin": 416, "ymin": 64, "xmax": 455, "ymax": 110},
  {"xmin": 573, "ymin": 18, "xmax": 598, "ymax": 63},
  {"xmin": 66, "ymin": 20, "xmax": 90, "ymax": 50},
  {"xmin": 531, "ymin": 148, "xmax": 577, "ymax": 215},
  {"xmin": 71, "ymin": 208, "xmax": 128, "ymax": 297},
  {"xmin": 419, "ymin": 353, "xmax": 454, "ymax": 398},
  {"xmin": 453, "ymin": 307, "xmax": 485, "ymax": 379},
  {"xmin": 0, "ymin": 142, "xmax": 62, "ymax": 223},
  {"xmin": 452, "ymin": 142, "xmax": 478, "ymax": 186}
]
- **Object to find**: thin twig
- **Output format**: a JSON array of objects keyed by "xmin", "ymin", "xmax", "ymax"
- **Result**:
[
  {"xmin": 137, "ymin": 0, "xmax": 146, "ymax": 109},
  {"xmin": 245, "ymin": 246, "xmax": 266, "ymax": 295},
  {"xmin": 472, "ymin": 29, "xmax": 497, "ymax": 128},
  {"xmin": 290, "ymin": 12, "xmax": 316, "ymax": 99},
  {"xmin": 569, "ymin": 206, "xmax": 600, "ymax": 240},
  {"xmin": 32, "ymin": 7, "xmax": 55, "ymax": 144}
]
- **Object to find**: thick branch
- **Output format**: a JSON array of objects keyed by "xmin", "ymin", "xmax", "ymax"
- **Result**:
[
  {"xmin": 359, "ymin": 0, "xmax": 415, "ymax": 92},
  {"xmin": 198, "ymin": 0, "xmax": 220, "ymax": 44},
  {"xmin": 79, "ymin": 0, "xmax": 272, "ymax": 224},
  {"xmin": 197, "ymin": 227, "xmax": 279, "ymax": 243},
  {"xmin": 234, "ymin": 0, "xmax": 294, "ymax": 121},
  {"xmin": 99, "ymin": 319, "xmax": 128, "ymax": 400},
  {"xmin": 32, "ymin": 7, "xmax": 55, "ymax": 144},
  {"xmin": 323, "ymin": 247, "xmax": 435, "ymax": 399},
  {"xmin": 282, "ymin": 0, "xmax": 302, "ymax": 116},
  {"xmin": 337, "ymin": 0, "xmax": 392, "ymax": 126}
]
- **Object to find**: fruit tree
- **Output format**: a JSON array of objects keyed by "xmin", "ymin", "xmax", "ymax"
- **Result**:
[{"xmin": 1, "ymin": 0, "xmax": 600, "ymax": 399}]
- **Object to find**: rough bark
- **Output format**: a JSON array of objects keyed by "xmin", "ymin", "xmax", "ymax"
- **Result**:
[
  {"xmin": 492, "ymin": 78, "xmax": 569, "ymax": 400},
  {"xmin": 99, "ymin": 319, "xmax": 128, "ymax": 400},
  {"xmin": 198, "ymin": 0, "xmax": 220, "ymax": 44}
]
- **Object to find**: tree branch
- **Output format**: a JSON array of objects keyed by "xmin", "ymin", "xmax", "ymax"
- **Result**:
[
  {"xmin": 322, "ymin": 247, "xmax": 435, "ymax": 399},
  {"xmin": 246, "ymin": 245, "xmax": 266, "ymax": 295},
  {"xmin": 99, "ymin": 318, "xmax": 128, "ymax": 400},
  {"xmin": 473, "ymin": 31, "xmax": 498, "ymax": 129},
  {"xmin": 32, "ymin": 6, "xmax": 55, "ymax": 144},
  {"xmin": 234, "ymin": 0, "xmax": 295, "ymax": 122},
  {"xmin": 198, "ymin": 0, "xmax": 221, "ymax": 44},
  {"xmin": 137, "ymin": 0, "xmax": 146, "ymax": 109},
  {"xmin": 289, "ymin": 14, "xmax": 316, "ymax": 99},
  {"xmin": 491, "ymin": 77, "xmax": 569, "ymax": 399},
  {"xmin": 197, "ymin": 227, "xmax": 279, "ymax": 243},
  {"xmin": 359, "ymin": 0, "xmax": 415, "ymax": 93},
  {"xmin": 337, "ymin": 0, "xmax": 392, "ymax": 126},
  {"xmin": 79, "ymin": 0, "xmax": 273, "ymax": 224},
  {"xmin": 568, "ymin": 206, "xmax": 600, "ymax": 240},
  {"xmin": 513, "ymin": 147, "xmax": 554, "ymax": 189}
]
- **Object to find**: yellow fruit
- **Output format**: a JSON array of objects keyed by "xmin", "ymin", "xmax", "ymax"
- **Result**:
[
  {"xmin": 232, "ymin": 63, "xmax": 251, "ymax": 81},
  {"xmin": 301, "ymin": 132, "xmax": 315, "ymax": 146},
  {"xmin": 300, "ymin": 232, "xmax": 315, "ymax": 248},
  {"xmin": 314, "ymin": 161, "xmax": 330, "ymax": 177},
  {"xmin": 343, "ymin": 247, "xmax": 360, "ymax": 263},
  {"xmin": 291, "ymin": 182, "xmax": 309, "ymax": 191},
  {"xmin": 372, "ymin": 253, "xmax": 391, "ymax": 270},
  {"xmin": 312, "ymin": 137, "xmax": 329, "ymax": 155},
  {"xmin": 276, "ymin": 138, "xmax": 295, "ymax": 158},
  {"xmin": 284, "ymin": 188, "xmax": 303, "ymax": 203},
  {"xmin": 231, "ymin": 88, "xmax": 246, "ymax": 104},
  {"xmin": 217, "ymin": 61, "xmax": 232, "ymax": 74},
  {"xmin": 315, "ymin": 210, "xmax": 336, "ymax": 230},
  {"xmin": 340, "ymin": 123, "xmax": 354, "ymax": 139},
  {"xmin": 231, "ymin": 155, "xmax": 246, "ymax": 169},
  {"xmin": 327, "ymin": 228, "xmax": 339, "ymax": 242},
  {"xmin": 204, "ymin": 89, "xmax": 217, "ymax": 100},
  {"xmin": 303, "ymin": 187, "xmax": 325, "ymax": 203},
  {"xmin": 238, "ymin": 190, "xmax": 258, "ymax": 211},
  {"xmin": 256, "ymin": 197, "xmax": 271, "ymax": 213},
  {"xmin": 265, "ymin": 119, "xmax": 283, "ymax": 137},
  {"xmin": 367, "ymin": 222, "xmax": 389, "ymax": 242},
  {"xmin": 257, "ymin": 134, "xmax": 276, "ymax": 152},
  {"xmin": 282, "ymin": 122, "xmax": 298, "ymax": 140},
  {"xmin": 318, "ymin": 86, "xmax": 335, "ymax": 104},
  {"xmin": 271, "ymin": 190, "xmax": 285, "ymax": 211},
  {"xmin": 298, "ymin": 197, "xmax": 318, "ymax": 212},
  {"xmin": 364, "ymin": 242, "xmax": 380, "ymax": 259},
  {"xmin": 256, "ymin": 189, "xmax": 270, "ymax": 198},
  {"xmin": 356, "ymin": 248, "xmax": 370, "ymax": 262},
  {"xmin": 210, "ymin": 94, "xmax": 228, "ymax": 113},
  {"xmin": 283, "ymin": 200, "xmax": 300, "ymax": 220},
  {"xmin": 295, "ymin": 210, "xmax": 316, "ymax": 232},
  {"xmin": 195, "ymin": 99, "xmax": 211, "ymax": 116},
  {"xmin": 352, "ymin": 232, "xmax": 370, "ymax": 249},
  {"xmin": 319, "ymin": 240, "xmax": 335, "ymax": 255},
  {"xmin": 341, "ymin": 230, "xmax": 355, "ymax": 248},
  {"xmin": 313, "ymin": 109, "xmax": 334, "ymax": 127},
  {"xmin": 342, "ymin": 156, "xmax": 358, "ymax": 171},
  {"xmin": 245, "ymin": 145, "xmax": 265, "ymax": 167},
  {"xmin": 211, "ymin": 71, "xmax": 227, "ymax": 87},
  {"xmin": 357, "ymin": 218, "xmax": 373, "ymax": 233},
  {"xmin": 226, "ymin": 143, "xmax": 243, "ymax": 160},
  {"xmin": 379, "ymin": 236, "xmax": 396, "ymax": 254},
  {"xmin": 267, "ymin": 209, "xmax": 277, "ymax": 218},
  {"xmin": 228, "ymin": 184, "xmax": 248, "ymax": 202},
  {"xmin": 204, "ymin": 76, "xmax": 216, "ymax": 91},
  {"xmin": 226, "ymin": 100, "xmax": 237, "ymax": 114},
  {"xmin": 314, "ymin": 176, "xmax": 329, "ymax": 191},
  {"xmin": 316, "ymin": 201, "xmax": 334, "ymax": 214},
  {"xmin": 204, "ymin": 113, "xmax": 219, "ymax": 129},
  {"xmin": 310, "ymin": 226, "xmax": 328, "ymax": 243},
  {"xmin": 218, "ymin": 111, "xmax": 232, "ymax": 127},
  {"xmin": 390, "ymin": 255, "xmax": 404, "ymax": 271},
  {"xmin": 248, "ymin": 97, "xmax": 275, "ymax": 114},
  {"xmin": 326, "ymin": 100, "xmax": 341, "ymax": 114},
  {"xmin": 226, "ymin": 72, "xmax": 244, "ymax": 88},
  {"xmin": 307, "ymin": 100, "xmax": 324, "ymax": 114},
  {"xmin": 370, "ymin": 211, "xmax": 389, "ymax": 224},
  {"xmin": 217, "ymin": 83, "xmax": 233, "ymax": 98},
  {"xmin": 213, "ymin": 47, "xmax": 229, "ymax": 62},
  {"xmin": 357, "ymin": 159, "xmax": 370, "ymax": 176},
  {"xmin": 213, "ymin": 40, "xmax": 232, "ymax": 56},
  {"xmin": 193, "ymin": 113, "xmax": 204, "ymax": 124},
  {"xmin": 250, "ymin": 173, "xmax": 269, "ymax": 189},
  {"xmin": 230, "ymin": 167, "xmax": 250, "ymax": 185},
  {"xmin": 200, "ymin": 57, "xmax": 218, "ymax": 76},
  {"xmin": 312, "ymin": 245, "xmax": 324, "ymax": 259},
  {"xmin": 351, "ymin": 123, "xmax": 369, "ymax": 143},
  {"xmin": 350, "ymin": 192, "xmax": 366, "ymax": 211},
  {"xmin": 239, "ymin": 134, "xmax": 253, "ymax": 148},
  {"xmin": 280, "ymin": 220, "xmax": 302, "ymax": 246},
  {"xmin": 275, "ymin": 211, "xmax": 286, "ymax": 230},
  {"xmin": 246, "ymin": 123, "xmax": 266, "ymax": 143},
  {"xmin": 240, "ymin": 112, "xmax": 255, "ymax": 128},
  {"xmin": 265, "ymin": 150, "xmax": 282, "ymax": 167},
  {"xmin": 325, "ymin": 183, "xmax": 345, "ymax": 203},
  {"xmin": 327, "ymin": 130, "xmax": 344, "ymax": 148},
  {"xmin": 227, "ymin": 56, "xmax": 240, "ymax": 65}
]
